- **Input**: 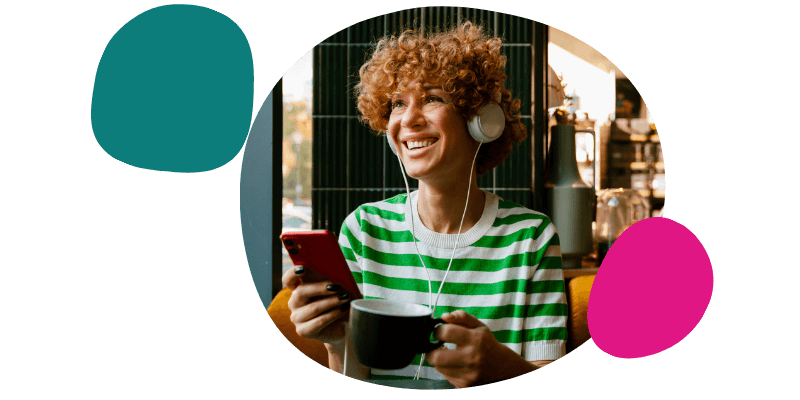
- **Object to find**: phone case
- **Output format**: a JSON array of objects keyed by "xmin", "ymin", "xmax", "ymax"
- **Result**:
[{"xmin": 280, "ymin": 230, "xmax": 363, "ymax": 299}]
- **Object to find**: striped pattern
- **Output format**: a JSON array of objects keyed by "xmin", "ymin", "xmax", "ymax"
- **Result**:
[{"xmin": 339, "ymin": 190, "xmax": 567, "ymax": 380}]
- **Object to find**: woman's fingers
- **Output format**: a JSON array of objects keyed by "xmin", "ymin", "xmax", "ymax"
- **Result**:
[
  {"xmin": 288, "ymin": 281, "xmax": 342, "ymax": 307},
  {"xmin": 286, "ymin": 279, "xmax": 351, "ymax": 340},
  {"xmin": 281, "ymin": 265, "xmax": 306, "ymax": 290},
  {"xmin": 282, "ymin": 265, "xmax": 328, "ymax": 290},
  {"xmin": 282, "ymin": 266, "xmax": 351, "ymax": 342},
  {"xmin": 294, "ymin": 301, "xmax": 349, "ymax": 339}
]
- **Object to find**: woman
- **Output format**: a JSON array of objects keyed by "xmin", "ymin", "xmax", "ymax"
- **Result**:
[{"xmin": 281, "ymin": 21, "xmax": 567, "ymax": 388}]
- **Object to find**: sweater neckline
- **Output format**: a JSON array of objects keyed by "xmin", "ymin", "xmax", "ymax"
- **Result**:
[{"xmin": 403, "ymin": 189, "xmax": 498, "ymax": 249}]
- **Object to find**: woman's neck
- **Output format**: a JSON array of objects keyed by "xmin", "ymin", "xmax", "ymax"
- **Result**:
[{"xmin": 416, "ymin": 178, "xmax": 485, "ymax": 235}]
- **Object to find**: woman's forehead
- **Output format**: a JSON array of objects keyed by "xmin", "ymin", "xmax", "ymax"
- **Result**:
[{"xmin": 392, "ymin": 78, "xmax": 445, "ymax": 95}]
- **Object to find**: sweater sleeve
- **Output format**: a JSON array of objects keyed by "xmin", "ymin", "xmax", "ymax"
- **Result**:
[{"xmin": 521, "ymin": 217, "xmax": 568, "ymax": 361}]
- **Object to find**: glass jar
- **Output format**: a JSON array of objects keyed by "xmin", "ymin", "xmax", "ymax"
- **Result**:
[{"xmin": 595, "ymin": 189, "xmax": 651, "ymax": 264}]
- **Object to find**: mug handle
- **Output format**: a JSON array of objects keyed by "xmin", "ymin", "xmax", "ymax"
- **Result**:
[{"xmin": 420, "ymin": 318, "xmax": 446, "ymax": 353}]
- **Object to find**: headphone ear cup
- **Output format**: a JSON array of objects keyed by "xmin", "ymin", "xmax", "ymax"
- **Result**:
[
  {"xmin": 467, "ymin": 102, "xmax": 505, "ymax": 143},
  {"xmin": 387, "ymin": 134, "xmax": 398, "ymax": 155}
]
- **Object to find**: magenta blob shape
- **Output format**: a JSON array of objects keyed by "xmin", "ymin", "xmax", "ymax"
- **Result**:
[{"xmin": 588, "ymin": 217, "xmax": 714, "ymax": 358}]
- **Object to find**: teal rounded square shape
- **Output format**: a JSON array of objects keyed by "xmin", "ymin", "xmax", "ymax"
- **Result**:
[{"xmin": 92, "ymin": 5, "xmax": 253, "ymax": 173}]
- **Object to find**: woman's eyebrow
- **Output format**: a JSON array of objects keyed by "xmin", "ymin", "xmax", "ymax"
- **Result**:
[{"xmin": 422, "ymin": 84, "xmax": 443, "ymax": 90}]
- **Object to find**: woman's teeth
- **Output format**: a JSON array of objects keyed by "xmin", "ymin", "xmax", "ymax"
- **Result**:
[{"xmin": 406, "ymin": 139, "xmax": 437, "ymax": 150}]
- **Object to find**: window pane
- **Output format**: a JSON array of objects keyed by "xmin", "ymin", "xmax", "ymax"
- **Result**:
[{"xmin": 281, "ymin": 50, "xmax": 313, "ymax": 277}]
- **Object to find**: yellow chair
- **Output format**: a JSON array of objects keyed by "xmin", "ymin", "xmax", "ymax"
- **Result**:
[
  {"xmin": 268, "ymin": 275, "xmax": 595, "ymax": 365},
  {"xmin": 267, "ymin": 287, "xmax": 329, "ymax": 367},
  {"xmin": 566, "ymin": 275, "xmax": 595, "ymax": 353}
]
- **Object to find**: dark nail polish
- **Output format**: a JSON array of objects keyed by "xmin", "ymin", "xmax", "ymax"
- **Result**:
[
  {"xmin": 326, "ymin": 284, "xmax": 340, "ymax": 292},
  {"xmin": 294, "ymin": 266, "xmax": 304, "ymax": 274},
  {"xmin": 338, "ymin": 292, "xmax": 350, "ymax": 300}
]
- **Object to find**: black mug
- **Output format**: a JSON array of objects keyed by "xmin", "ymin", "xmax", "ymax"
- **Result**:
[{"xmin": 349, "ymin": 299, "xmax": 445, "ymax": 370}]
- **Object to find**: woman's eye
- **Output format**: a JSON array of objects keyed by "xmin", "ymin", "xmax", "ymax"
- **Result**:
[{"xmin": 389, "ymin": 96, "xmax": 441, "ymax": 110}]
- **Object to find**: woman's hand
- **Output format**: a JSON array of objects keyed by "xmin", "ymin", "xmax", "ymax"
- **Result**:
[
  {"xmin": 425, "ymin": 310, "xmax": 536, "ymax": 388},
  {"xmin": 281, "ymin": 266, "xmax": 351, "ymax": 349}
]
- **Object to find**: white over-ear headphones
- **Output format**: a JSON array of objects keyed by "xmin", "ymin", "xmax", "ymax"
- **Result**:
[{"xmin": 387, "ymin": 101, "xmax": 505, "ymax": 154}]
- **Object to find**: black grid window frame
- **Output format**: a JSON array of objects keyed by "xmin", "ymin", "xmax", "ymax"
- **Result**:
[{"xmin": 312, "ymin": 7, "xmax": 548, "ymax": 237}]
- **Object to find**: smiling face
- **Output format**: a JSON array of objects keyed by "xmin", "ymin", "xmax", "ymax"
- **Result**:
[{"xmin": 387, "ymin": 80, "xmax": 479, "ymax": 184}]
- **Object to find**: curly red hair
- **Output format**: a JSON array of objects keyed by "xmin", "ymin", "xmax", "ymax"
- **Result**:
[{"xmin": 355, "ymin": 21, "xmax": 527, "ymax": 176}]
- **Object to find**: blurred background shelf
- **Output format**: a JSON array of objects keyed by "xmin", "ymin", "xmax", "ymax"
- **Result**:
[
  {"xmin": 563, "ymin": 267, "xmax": 599, "ymax": 279},
  {"xmin": 562, "ymin": 257, "xmax": 600, "ymax": 281},
  {"xmin": 605, "ymin": 117, "xmax": 665, "ymax": 216}
]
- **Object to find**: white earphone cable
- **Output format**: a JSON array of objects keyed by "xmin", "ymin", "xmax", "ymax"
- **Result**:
[
  {"xmin": 393, "ymin": 140, "xmax": 483, "ymax": 380},
  {"xmin": 395, "ymin": 151, "xmax": 434, "ymax": 310},
  {"xmin": 343, "ymin": 323, "xmax": 349, "ymax": 377},
  {"xmin": 432, "ymin": 141, "xmax": 482, "ymax": 316}
]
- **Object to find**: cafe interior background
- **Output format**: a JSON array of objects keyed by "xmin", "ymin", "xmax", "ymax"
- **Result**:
[{"xmin": 276, "ymin": 8, "xmax": 665, "ymax": 284}]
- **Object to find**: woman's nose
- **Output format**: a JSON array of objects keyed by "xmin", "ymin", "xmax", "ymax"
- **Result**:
[{"xmin": 401, "ymin": 102, "xmax": 425, "ymax": 130}]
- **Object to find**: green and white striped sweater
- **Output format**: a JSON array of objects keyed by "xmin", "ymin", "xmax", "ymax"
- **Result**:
[{"xmin": 338, "ymin": 190, "xmax": 567, "ymax": 381}]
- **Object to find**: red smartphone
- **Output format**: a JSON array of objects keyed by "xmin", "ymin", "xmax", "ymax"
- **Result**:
[{"xmin": 280, "ymin": 230, "xmax": 363, "ymax": 300}]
